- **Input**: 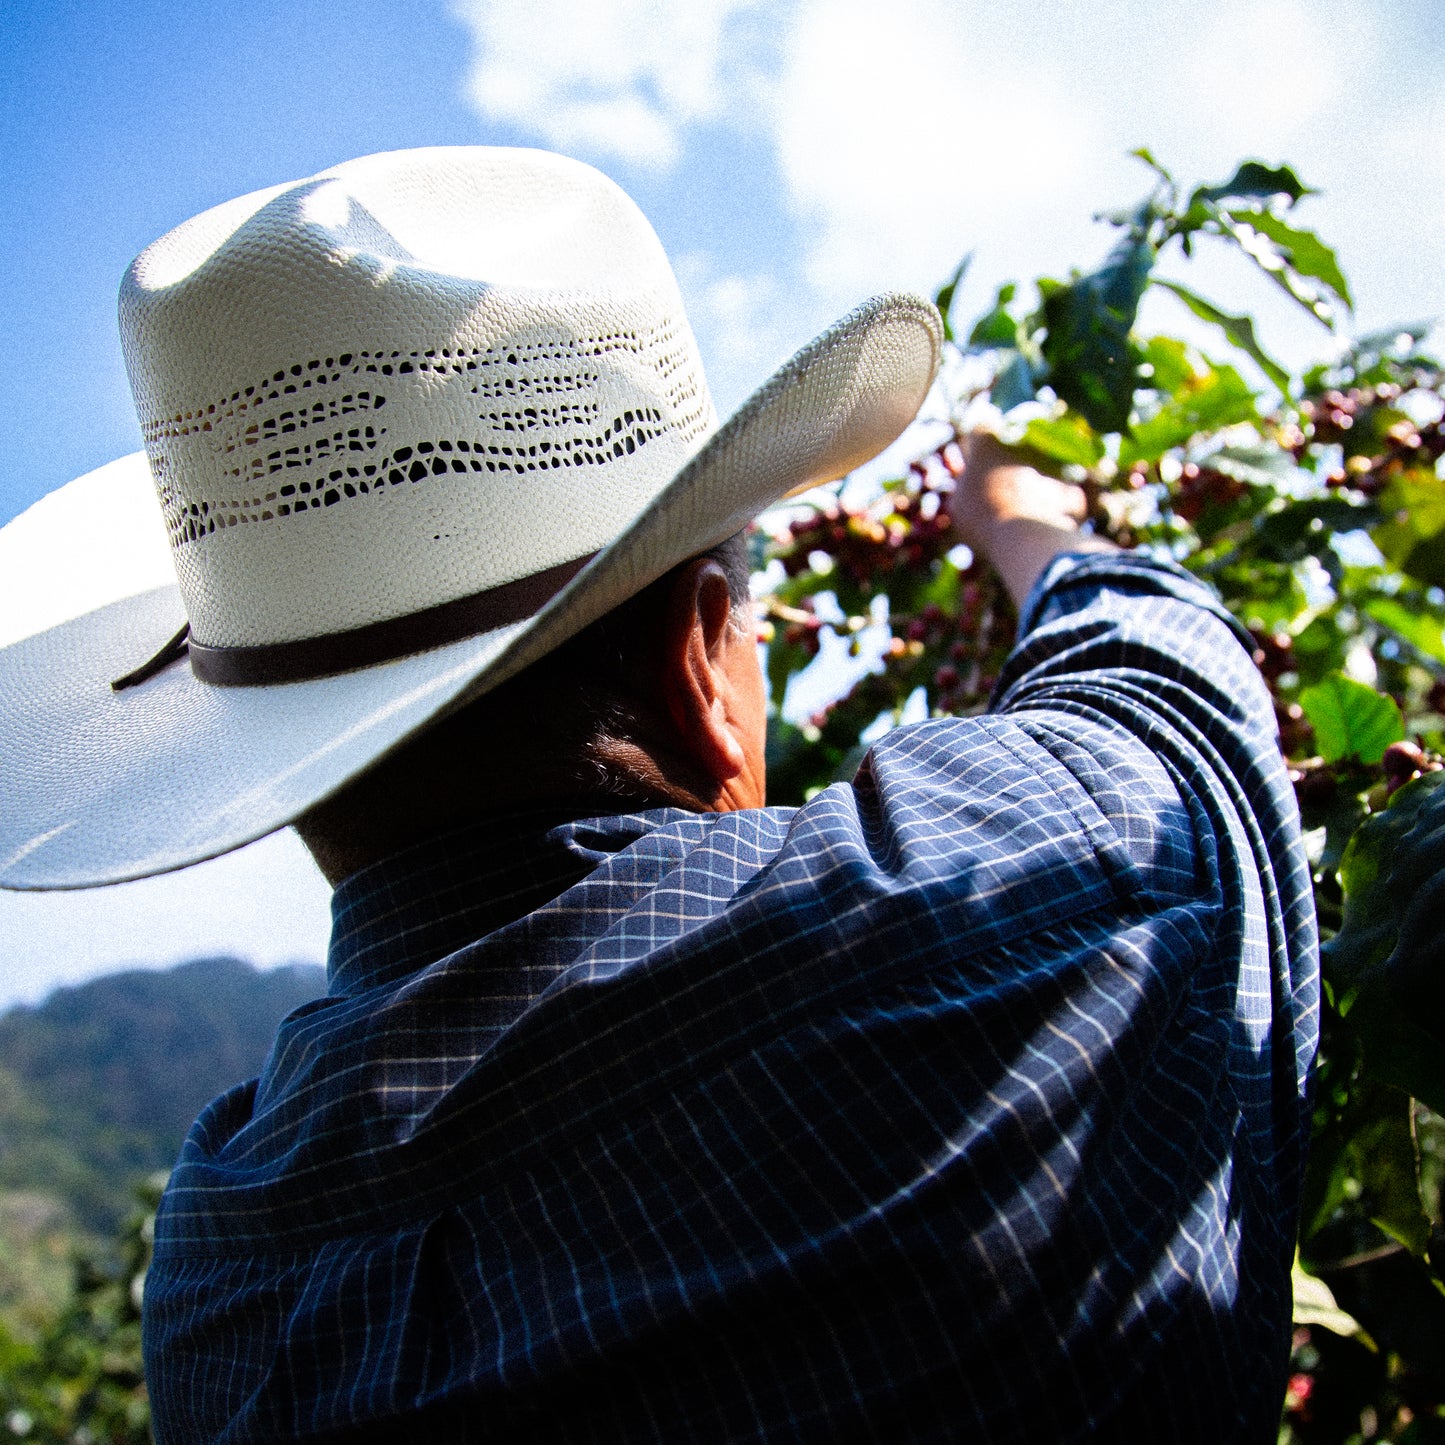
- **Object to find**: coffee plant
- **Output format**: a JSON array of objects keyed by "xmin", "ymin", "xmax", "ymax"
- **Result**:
[
  {"xmin": 0, "ymin": 1176, "xmax": 159, "ymax": 1443},
  {"xmin": 757, "ymin": 153, "xmax": 1445, "ymax": 1443}
]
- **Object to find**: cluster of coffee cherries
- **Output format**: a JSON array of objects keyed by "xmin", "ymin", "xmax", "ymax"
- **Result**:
[
  {"xmin": 775, "ymin": 450, "xmax": 960, "ymax": 592},
  {"xmin": 765, "ymin": 443, "xmax": 1019, "ymax": 723},
  {"xmin": 1253, "ymin": 624, "xmax": 1445, "ymax": 806},
  {"xmin": 892, "ymin": 583, "xmax": 1018, "ymax": 715},
  {"xmin": 1167, "ymin": 461, "xmax": 1251, "ymax": 526},
  {"xmin": 1275, "ymin": 382, "xmax": 1445, "ymax": 495}
]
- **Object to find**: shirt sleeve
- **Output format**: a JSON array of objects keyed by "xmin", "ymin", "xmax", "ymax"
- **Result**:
[{"xmin": 823, "ymin": 547, "xmax": 1320, "ymax": 1437}]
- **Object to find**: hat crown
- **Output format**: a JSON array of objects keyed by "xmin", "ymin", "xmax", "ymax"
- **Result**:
[{"xmin": 120, "ymin": 147, "xmax": 717, "ymax": 650}]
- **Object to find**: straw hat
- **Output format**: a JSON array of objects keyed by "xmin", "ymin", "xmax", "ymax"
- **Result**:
[{"xmin": 0, "ymin": 147, "xmax": 940, "ymax": 890}]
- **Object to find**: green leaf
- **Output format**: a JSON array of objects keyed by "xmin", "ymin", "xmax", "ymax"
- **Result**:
[
  {"xmin": 1352, "ymin": 320, "xmax": 1434, "ymax": 354},
  {"xmin": 934, "ymin": 253, "xmax": 972, "ymax": 344},
  {"xmin": 765, "ymin": 714, "xmax": 840, "ymax": 806},
  {"xmin": 919, "ymin": 556, "xmax": 963, "ymax": 614},
  {"xmin": 1215, "ymin": 211, "xmax": 1343, "ymax": 328},
  {"xmin": 1303, "ymin": 322, "xmax": 1440, "ymax": 393},
  {"xmin": 1292, "ymin": 1259, "xmax": 1369, "ymax": 1341},
  {"xmin": 1139, "ymin": 335, "xmax": 1194, "ymax": 397},
  {"xmin": 990, "ymin": 349, "xmax": 1036, "ymax": 412},
  {"xmin": 1039, "ymin": 232, "xmax": 1155, "ymax": 433},
  {"xmin": 1232, "ymin": 208, "xmax": 1353, "ymax": 311},
  {"xmin": 764, "ymin": 623, "xmax": 816, "ymax": 710},
  {"xmin": 1361, "ymin": 596, "xmax": 1445, "ymax": 665},
  {"xmin": 1326, "ymin": 1081, "xmax": 1433, "ymax": 1256},
  {"xmin": 1205, "ymin": 441, "xmax": 1306, "ymax": 489},
  {"xmin": 1119, "ymin": 359, "xmax": 1258, "ymax": 465},
  {"xmin": 1299, "ymin": 672, "xmax": 1405, "ymax": 764},
  {"xmin": 1373, "ymin": 470, "xmax": 1445, "ymax": 588},
  {"xmin": 1128, "ymin": 146, "xmax": 1173, "ymax": 185},
  {"xmin": 1324, "ymin": 770, "xmax": 1445, "ymax": 1112},
  {"xmin": 1154, "ymin": 280, "xmax": 1292, "ymax": 396},
  {"xmin": 1250, "ymin": 496, "xmax": 1377, "ymax": 562},
  {"xmin": 1292, "ymin": 612, "xmax": 1350, "ymax": 686},
  {"xmin": 1022, "ymin": 414, "xmax": 1104, "ymax": 468},
  {"xmin": 1190, "ymin": 160, "xmax": 1314, "ymax": 207},
  {"xmin": 966, "ymin": 282, "xmax": 1019, "ymax": 350}
]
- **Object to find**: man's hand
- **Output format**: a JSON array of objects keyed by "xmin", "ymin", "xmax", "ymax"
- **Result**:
[{"xmin": 952, "ymin": 431, "xmax": 1117, "ymax": 609}]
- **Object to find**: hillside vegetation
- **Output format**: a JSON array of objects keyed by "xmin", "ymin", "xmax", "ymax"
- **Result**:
[{"xmin": 0, "ymin": 957, "xmax": 324, "ymax": 1236}]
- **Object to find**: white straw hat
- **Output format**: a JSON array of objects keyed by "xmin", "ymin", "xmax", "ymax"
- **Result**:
[{"xmin": 0, "ymin": 146, "xmax": 940, "ymax": 889}]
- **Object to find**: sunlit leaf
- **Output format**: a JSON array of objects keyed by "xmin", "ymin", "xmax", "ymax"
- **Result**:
[
  {"xmin": 1154, "ymin": 280, "xmax": 1292, "ymax": 396},
  {"xmin": 1139, "ymin": 335, "xmax": 1194, "ymax": 397},
  {"xmin": 1022, "ymin": 414, "xmax": 1104, "ymax": 468},
  {"xmin": 1215, "ymin": 212, "xmax": 1342, "ymax": 329},
  {"xmin": 1299, "ymin": 672, "xmax": 1405, "ymax": 764},
  {"xmin": 934, "ymin": 253, "xmax": 972, "ymax": 343},
  {"xmin": 966, "ymin": 282, "xmax": 1018, "ymax": 351},
  {"xmin": 1203, "ymin": 559, "xmax": 1308, "ymax": 629},
  {"xmin": 1362, "ymin": 596, "xmax": 1445, "ymax": 665},
  {"xmin": 1231, "ymin": 208, "xmax": 1353, "ymax": 311},
  {"xmin": 1205, "ymin": 442, "xmax": 1306, "ymax": 489},
  {"xmin": 1128, "ymin": 146, "xmax": 1173, "ymax": 185},
  {"xmin": 1373, "ymin": 470, "xmax": 1445, "ymax": 587},
  {"xmin": 1292, "ymin": 1259, "xmax": 1369, "ymax": 1341},
  {"xmin": 1190, "ymin": 160, "xmax": 1314, "ymax": 207},
  {"xmin": 1040, "ymin": 233, "xmax": 1154, "ymax": 433},
  {"xmin": 1120, "ymin": 361, "xmax": 1258, "ymax": 464}
]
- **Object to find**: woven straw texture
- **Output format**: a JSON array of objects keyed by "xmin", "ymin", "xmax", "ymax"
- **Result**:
[{"xmin": 120, "ymin": 149, "xmax": 718, "ymax": 649}]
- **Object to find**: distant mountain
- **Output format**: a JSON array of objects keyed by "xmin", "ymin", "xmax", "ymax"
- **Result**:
[{"xmin": 0, "ymin": 957, "xmax": 325, "ymax": 1232}]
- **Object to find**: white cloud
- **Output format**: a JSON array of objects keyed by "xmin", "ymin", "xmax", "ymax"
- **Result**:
[
  {"xmin": 450, "ymin": 0, "xmax": 772, "ymax": 167},
  {"xmin": 764, "ymin": 0, "xmax": 1444, "ymax": 372},
  {"xmin": 1171, "ymin": 0, "xmax": 1368, "ymax": 152},
  {"xmin": 446, "ymin": 0, "xmax": 1443, "ymax": 355},
  {"xmin": 672, "ymin": 252, "xmax": 798, "ymax": 411},
  {"xmin": 772, "ymin": 0, "xmax": 1099, "ymax": 303}
]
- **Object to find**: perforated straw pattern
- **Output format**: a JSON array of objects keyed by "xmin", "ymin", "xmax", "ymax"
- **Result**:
[
  {"xmin": 144, "ymin": 326, "xmax": 707, "ymax": 549},
  {"xmin": 120, "ymin": 149, "xmax": 719, "ymax": 648}
]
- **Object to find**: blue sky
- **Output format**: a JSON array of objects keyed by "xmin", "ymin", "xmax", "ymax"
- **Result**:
[{"xmin": 2, "ymin": 0, "xmax": 1443, "ymax": 1005}]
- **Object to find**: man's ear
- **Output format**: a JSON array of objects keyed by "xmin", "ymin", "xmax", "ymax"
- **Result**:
[{"xmin": 659, "ymin": 558, "xmax": 749, "ymax": 785}]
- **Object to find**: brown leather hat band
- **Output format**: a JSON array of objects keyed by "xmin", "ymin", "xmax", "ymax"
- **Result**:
[{"xmin": 181, "ymin": 552, "xmax": 597, "ymax": 687}]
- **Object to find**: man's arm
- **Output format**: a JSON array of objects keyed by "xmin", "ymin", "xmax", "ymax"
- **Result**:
[{"xmin": 950, "ymin": 430, "xmax": 1117, "ymax": 608}]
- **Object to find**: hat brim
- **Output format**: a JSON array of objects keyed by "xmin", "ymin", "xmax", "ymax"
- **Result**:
[{"xmin": 0, "ymin": 293, "xmax": 940, "ymax": 889}]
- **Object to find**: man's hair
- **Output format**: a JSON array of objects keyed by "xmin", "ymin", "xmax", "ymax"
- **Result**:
[
  {"xmin": 296, "ymin": 532, "xmax": 756, "ymax": 872},
  {"xmin": 429, "ymin": 531, "xmax": 754, "ymax": 803}
]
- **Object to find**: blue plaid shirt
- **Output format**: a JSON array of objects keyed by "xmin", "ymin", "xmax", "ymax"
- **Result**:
[{"xmin": 144, "ymin": 552, "xmax": 1318, "ymax": 1443}]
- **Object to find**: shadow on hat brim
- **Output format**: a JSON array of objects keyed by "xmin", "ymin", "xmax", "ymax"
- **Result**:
[{"xmin": 0, "ymin": 293, "xmax": 940, "ymax": 889}]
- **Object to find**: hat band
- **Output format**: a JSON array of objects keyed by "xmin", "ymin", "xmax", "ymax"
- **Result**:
[{"xmin": 185, "ymin": 551, "xmax": 597, "ymax": 687}]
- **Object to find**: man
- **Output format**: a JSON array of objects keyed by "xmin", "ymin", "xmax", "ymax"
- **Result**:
[{"xmin": 0, "ymin": 148, "xmax": 1316, "ymax": 1442}]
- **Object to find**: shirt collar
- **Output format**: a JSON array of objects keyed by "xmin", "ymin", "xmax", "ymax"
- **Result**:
[{"xmin": 325, "ymin": 802, "xmax": 663, "ymax": 997}]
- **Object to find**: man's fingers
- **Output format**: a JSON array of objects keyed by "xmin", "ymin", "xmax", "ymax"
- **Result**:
[
  {"xmin": 1058, "ymin": 479, "xmax": 1089, "ymax": 522},
  {"xmin": 956, "ymin": 431, "xmax": 1089, "ymax": 534}
]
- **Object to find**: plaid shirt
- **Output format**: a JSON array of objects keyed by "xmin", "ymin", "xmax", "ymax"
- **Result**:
[{"xmin": 144, "ymin": 552, "xmax": 1318, "ymax": 1444}]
